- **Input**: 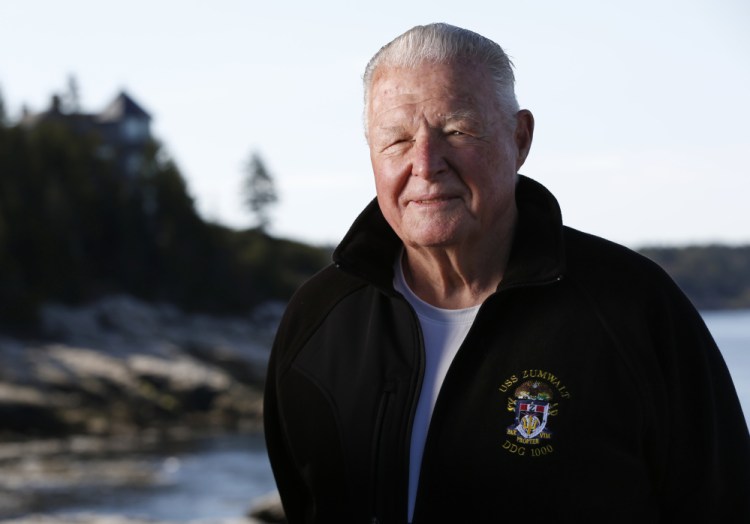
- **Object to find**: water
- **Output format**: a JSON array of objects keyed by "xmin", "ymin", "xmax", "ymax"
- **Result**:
[
  {"xmin": 31, "ymin": 310, "xmax": 750, "ymax": 521},
  {"xmin": 702, "ymin": 309, "xmax": 750, "ymax": 422},
  {"xmin": 46, "ymin": 433, "xmax": 277, "ymax": 521}
]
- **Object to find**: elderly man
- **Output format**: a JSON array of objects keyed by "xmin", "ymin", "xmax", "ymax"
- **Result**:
[{"xmin": 264, "ymin": 23, "xmax": 750, "ymax": 523}]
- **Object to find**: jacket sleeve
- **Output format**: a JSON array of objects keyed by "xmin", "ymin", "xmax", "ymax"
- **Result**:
[
  {"xmin": 262, "ymin": 265, "xmax": 365, "ymax": 523},
  {"xmin": 650, "ymin": 283, "xmax": 750, "ymax": 519},
  {"xmin": 263, "ymin": 333, "xmax": 311, "ymax": 524}
]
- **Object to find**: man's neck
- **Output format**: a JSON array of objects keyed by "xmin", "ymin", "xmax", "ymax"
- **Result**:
[{"xmin": 401, "ymin": 221, "xmax": 515, "ymax": 309}]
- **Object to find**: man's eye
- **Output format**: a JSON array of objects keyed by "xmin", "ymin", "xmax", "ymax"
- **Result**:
[
  {"xmin": 391, "ymin": 137, "xmax": 414, "ymax": 146},
  {"xmin": 380, "ymin": 139, "xmax": 410, "ymax": 153}
]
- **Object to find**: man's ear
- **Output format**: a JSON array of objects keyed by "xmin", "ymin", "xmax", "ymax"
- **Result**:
[{"xmin": 514, "ymin": 109, "xmax": 534, "ymax": 171}]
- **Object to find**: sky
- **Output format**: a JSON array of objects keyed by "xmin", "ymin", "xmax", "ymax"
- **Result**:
[{"xmin": 1, "ymin": 0, "xmax": 748, "ymax": 248}]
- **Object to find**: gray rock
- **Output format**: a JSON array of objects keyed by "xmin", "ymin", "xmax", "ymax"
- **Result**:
[
  {"xmin": 248, "ymin": 492, "xmax": 287, "ymax": 523},
  {"xmin": 0, "ymin": 295, "xmax": 275, "ymax": 438}
]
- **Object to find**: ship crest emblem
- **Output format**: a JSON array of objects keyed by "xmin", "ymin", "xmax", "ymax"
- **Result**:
[
  {"xmin": 507, "ymin": 379, "xmax": 555, "ymax": 442},
  {"xmin": 515, "ymin": 398, "xmax": 550, "ymax": 439},
  {"xmin": 499, "ymin": 371, "xmax": 570, "ymax": 457}
]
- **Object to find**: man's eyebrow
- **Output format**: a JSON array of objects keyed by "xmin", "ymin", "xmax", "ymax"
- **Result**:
[
  {"xmin": 377, "ymin": 124, "xmax": 407, "ymax": 132},
  {"xmin": 442, "ymin": 109, "xmax": 482, "ymax": 123},
  {"xmin": 372, "ymin": 109, "xmax": 482, "ymax": 137},
  {"xmin": 374, "ymin": 124, "xmax": 410, "ymax": 138}
]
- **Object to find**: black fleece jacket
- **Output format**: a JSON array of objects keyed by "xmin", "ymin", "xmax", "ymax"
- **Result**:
[{"xmin": 264, "ymin": 176, "xmax": 750, "ymax": 523}]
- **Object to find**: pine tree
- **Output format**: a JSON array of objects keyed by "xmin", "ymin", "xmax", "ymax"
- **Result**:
[
  {"xmin": 242, "ymin": 152, "xmax": 279, "ymax": 231},
  {"xmin": 62, "ymin": 75, "xmax": 81, "ymax": 114},
  {"xmin": 0, "ymin": 86, "xmax": 7, "ymax": 126}
]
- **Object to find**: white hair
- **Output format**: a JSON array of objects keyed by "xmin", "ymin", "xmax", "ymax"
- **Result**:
[{"xmin": 363, "ymin": 23, "xmax": 520, "ymax": 134}]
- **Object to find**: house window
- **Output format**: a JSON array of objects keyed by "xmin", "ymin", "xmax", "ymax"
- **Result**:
[{"xmin": 122, "ymin": 118, "xmax": 149, "ymax": 142}]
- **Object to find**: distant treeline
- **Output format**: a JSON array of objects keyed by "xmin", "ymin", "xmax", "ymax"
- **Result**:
[
  {"xmin": 0, "ymin": 115, "xmax": 330, "ymax": 330},
  {"xmin": 0, "ymin": 103, "xmax": 747, "ymax": 332},
  {"xmin": 639, "ymin": 245, "xmax": 750, "ymax": 311}
]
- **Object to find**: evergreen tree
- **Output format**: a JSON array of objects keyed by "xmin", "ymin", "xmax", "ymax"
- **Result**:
[
  {"xmin": 0, "ymin": 86, "xmax": 7, "ymax": 126},
  {"xmin": 242, "ymin": 152, "xmax": 278, "ymax": 231},
  {"xmin": 62, "ymin": 75, "xmax": 82, "ymax": 114}
]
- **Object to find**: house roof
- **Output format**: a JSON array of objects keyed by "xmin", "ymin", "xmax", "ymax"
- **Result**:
[{"xmin": 98, "ymin": 91, "xmax": 151, "ymax": 122}]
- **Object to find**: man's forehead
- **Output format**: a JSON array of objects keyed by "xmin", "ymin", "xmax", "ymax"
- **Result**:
[
  {"xmin": 369, "ymin": 91, "xmax": 486, "ymax": 126},
  {"xmin": 373, "ymin": 102, "xmax": 482, "ymax": 125}
]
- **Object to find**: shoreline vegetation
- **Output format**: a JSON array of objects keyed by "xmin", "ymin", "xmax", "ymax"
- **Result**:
[
  {"xmin": 639, "ymin": 245, "xmax": 750, "ymax": 311},
  {"xmin": 2, "ymin": 88, "xmax": 748, "ymax": 335},
  {"xmin": 2, "ymin": 86, "xmax": 748, "ymax": 338}
]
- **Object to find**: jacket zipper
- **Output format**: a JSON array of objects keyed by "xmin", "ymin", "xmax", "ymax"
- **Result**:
[
  {"xmin": 370, "ymin": 299, "xmax": 426, "ymax": 524},
  {"xmin": 401, "ymin": 301, "xmax": 426, "ymax": 524},
  {"xmin": 408, "ymin": 275, "xmax": 563, "ymax": 521},
  {"xmin": 370, "ymin": 380, "xmax": 397, "ymax": 523}
]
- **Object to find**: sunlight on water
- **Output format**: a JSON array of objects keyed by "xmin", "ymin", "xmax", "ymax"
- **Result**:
[
  {"xmin": 50, "ymin": 433, "xmax": 276, "ymax": 521},
  {"xmin": 702, "ymin": 310, "xmax": 750, "ymax": 425}
]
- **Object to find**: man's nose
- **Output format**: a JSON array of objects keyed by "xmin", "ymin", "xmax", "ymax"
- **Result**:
[{"xmin": 411, "ymin": 132, "xmax": 448, "ymax": 179}]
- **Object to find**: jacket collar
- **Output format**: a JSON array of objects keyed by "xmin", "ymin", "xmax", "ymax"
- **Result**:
[
  {"xmin": 332, "ymin": 175, "xmax": 566, "ymax": 292},
  {"xmin": 501, "ymin": 175, "xmax": 566, "ymax": 289}
]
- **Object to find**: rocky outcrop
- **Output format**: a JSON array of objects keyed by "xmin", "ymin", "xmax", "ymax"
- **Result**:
[
  {"xmin": 0, "ymin": 295, "xmax": 281, "ymax": 438},
  {"xmin": 0, "ymin": 295, "xmax": 286, "ymax": 520},
  {"xmin": 247, "ymin": 492, "xmax": 287, "ymax": 523}
]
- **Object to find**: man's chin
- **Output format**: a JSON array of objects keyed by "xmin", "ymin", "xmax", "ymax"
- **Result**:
[{"xmin": 403, "ymin": 228, "xmax": 466, "ymax": 250}]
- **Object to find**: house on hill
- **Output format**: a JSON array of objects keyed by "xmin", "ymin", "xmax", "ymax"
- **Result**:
[{"xmin": 21, "ymin": 90, "xmax": 153, "ymax": 178}]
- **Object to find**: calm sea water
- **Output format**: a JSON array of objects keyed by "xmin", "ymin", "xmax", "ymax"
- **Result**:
[
  {"xmin": 47, "ymin": 432, "xmax": 277, "ymax": 521},
  {"xmin": 43, "ymin": 310, "xmax": 750, "ymax": 521},
  {"xmin": 702, "ymin": 309, "xmax": 750, "ymax": 422}
]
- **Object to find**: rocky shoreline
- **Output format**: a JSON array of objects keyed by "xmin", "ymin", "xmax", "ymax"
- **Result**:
[
  {"xmin": 0, "ymin": 295, "xmax": 286, "ymax": 522},
  {"xmin": 0, "ymin": 295, "xmax": 280, "ymax": 439}
]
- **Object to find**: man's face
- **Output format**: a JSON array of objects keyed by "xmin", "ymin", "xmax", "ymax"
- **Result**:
[{"xmin": 367, "ymin": 61, "xmax": 531, "ymax": 250}]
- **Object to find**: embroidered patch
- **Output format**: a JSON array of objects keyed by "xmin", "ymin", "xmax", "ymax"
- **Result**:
[{"xmin": 499, "ymin": 369, "xmax": 571, "ymax": 457}]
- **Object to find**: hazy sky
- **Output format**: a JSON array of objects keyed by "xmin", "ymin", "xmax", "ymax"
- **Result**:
[{"xmin": 2, "ymin": 0, "xmax": 748, "ymax": 248}]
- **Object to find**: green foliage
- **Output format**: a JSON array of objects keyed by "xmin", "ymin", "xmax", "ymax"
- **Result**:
[
  {"xmin": 0, "ymin": 115, "xmax": 329, "ymax": 331},
  {"xmin": 639, "ymin": 245, "xmax": 750, "ymax": 310}
]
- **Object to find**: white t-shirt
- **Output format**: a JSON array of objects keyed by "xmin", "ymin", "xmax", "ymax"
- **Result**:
[{"xmin": 393, "ymin": 255, "xmax": 480, "ymax": 523}]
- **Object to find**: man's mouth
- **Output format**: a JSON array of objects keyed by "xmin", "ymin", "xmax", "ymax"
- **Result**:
[{"xmin": 411, "ymin": 195, "xmax": 456, "ymax": 205}]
